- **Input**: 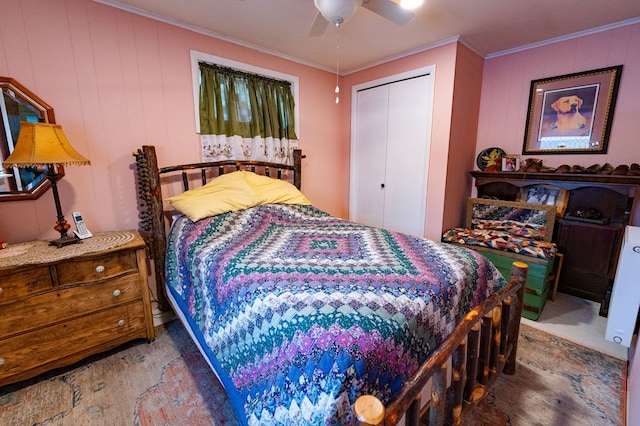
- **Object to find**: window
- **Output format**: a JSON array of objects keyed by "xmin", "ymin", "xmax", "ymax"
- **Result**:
[
  {"xmin": 198, "ymin": 62, "xmax": 297, "ymax": 140},
  {"xmin": 190, "ymin": 50, "xmax": 299, "ymax": 134},
  {"xmin": 190, "ymin": 51, "xmax": 299, "ymax": 164}
]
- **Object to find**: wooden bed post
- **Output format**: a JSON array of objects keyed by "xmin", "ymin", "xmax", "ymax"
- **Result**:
[
  {"xmin": 293, "ymin": 149, "xmax": 302, "ymax": 189},
  {"xmin": 133, "ymin": 145, "xmax": 170, "ymax": 310},
  {"xmin": 504, "ymin": 261, "xmax": 527, "ymax": 375},
  {"xmin": 354, "ymin": 395, "xmax": 385, "ymax": 425}
]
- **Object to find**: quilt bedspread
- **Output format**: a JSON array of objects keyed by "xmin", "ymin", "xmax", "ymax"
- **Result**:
[
  {"xmin": 165, "ymin": 204, "xmax": 506, "ymax": 425},
  {"xmin": 441, "ymin": 227, "xmax": 557, "ymax": 259}
]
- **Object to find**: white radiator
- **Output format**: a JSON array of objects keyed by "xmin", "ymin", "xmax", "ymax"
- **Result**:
[{"xmin": 605, "ymin": 225, "xmax": 640, "ymax": 347}]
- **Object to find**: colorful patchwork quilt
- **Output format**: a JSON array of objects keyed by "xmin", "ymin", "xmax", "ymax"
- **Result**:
[
  {"xmin": 441, "ymin": 227, "xmax": 556, "ymax": 259},
  {"xmin": 441, "ymin": 202, "xmax": 557, "ymax": 259},
  {"xmin": 165, "ymin": 204, "xmax": 506, "ymax": 425}
]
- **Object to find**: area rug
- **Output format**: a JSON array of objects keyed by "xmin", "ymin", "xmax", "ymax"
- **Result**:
[
  {"xmin": 0, "ymin": 321, "xmax": 625, "ymax": 425},
  {"xmin": 464, "ymin": 326, "xmax": 625, "ymax": 426}
]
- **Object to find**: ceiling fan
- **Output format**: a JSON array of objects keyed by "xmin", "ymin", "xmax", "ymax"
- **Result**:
[{"xmin": 309, "ymin": 0, "xmax": 416, "ymax": 36}]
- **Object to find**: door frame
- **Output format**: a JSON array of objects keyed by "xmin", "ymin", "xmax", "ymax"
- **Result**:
[{"xmin": 349, "ymin": 65, "xmax": 436, "ymax": 235}]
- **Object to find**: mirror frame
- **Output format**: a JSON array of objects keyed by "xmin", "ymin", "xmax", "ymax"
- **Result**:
[{"xmin": 0, "ymin": 76, "xmax": 64, "ymax": 201}]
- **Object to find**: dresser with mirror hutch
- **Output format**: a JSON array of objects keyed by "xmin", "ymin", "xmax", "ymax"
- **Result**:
[{"xmin": 470, "ymin": 170, "xmax": 640, "ymax": 316}]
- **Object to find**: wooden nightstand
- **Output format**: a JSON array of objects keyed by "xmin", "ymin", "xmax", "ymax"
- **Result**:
[{"xmin": 0, "ymin": 230, "xmax": 154, "ymax": 386}]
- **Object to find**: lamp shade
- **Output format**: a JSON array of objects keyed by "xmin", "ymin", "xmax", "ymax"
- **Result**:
[{"xmin": 2, "ymin": 122, "xmax": 90, "ymax": 168}]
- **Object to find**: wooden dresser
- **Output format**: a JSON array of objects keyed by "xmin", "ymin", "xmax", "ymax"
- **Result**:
[
  {"xmin": 0, "ymin": 231, "xmax": 155, "ymax": 386},
  {"xmin": 470, "ymin": 171, "xmax": 640, "ymax": 315}
]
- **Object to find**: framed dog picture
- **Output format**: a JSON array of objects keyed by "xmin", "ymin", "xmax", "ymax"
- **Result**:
[{"xmin": 523, "ymin": 65, "xmax": 623, "ymax": 155}]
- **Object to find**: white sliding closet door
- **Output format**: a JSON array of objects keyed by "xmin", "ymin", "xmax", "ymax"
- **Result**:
[
  {"xmin": 350, "ymin": 67, "xmax": 434, "ymax": 237},
  {"xmin": 351, "ymin": 83, "xmax": 389, "ymax": 229}
]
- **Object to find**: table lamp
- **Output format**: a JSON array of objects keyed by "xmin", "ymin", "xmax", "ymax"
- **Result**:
[{"xmin": 2, "ymin": 122, "xmax": 91, "ymax": 248}]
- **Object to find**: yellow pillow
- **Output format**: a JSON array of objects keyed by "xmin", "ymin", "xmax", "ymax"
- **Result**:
[
  {"xmin": 243, "ymin": 171, "xmax": 311, "ymax": 205},
  {"xmin": 166, "ymin": 171, "xmax": 257, "ymax": 222}
]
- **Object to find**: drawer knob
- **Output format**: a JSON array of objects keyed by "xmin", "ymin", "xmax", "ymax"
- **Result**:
[
  {"xmin": 113, "ymin": 289, "xmax": 121, "ymax": 297},
  {"xmin": 0, "ymin": 357, "xmax": 4, "ymax": 366},
  {"xmin": 96, "ymin": 265, "xmax": 106, "ymax": 273},
  {"xmin": 117, "ymin": 319, "xmax": 125, "ymax": 327},
  {"xmin": 0, "ymin": 287, "xmax": 3, "ymax": 296}
]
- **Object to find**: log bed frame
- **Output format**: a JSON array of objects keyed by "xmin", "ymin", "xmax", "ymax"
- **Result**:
[{"xmin": 133, "ymin": 145, "xmax": 528, "ymax": 426}]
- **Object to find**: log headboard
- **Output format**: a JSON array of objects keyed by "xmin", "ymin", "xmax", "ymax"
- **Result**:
[{"xmin": 132, "ymin": 145, "xmax": 304, "ymax": 308}]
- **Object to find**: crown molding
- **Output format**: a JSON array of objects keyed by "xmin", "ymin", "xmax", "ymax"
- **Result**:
[
  {"xmin": 93, "ymin": 1, "xmax": 640, "ymax": 74},
  {"xmin": 92, "ymin": 0, "xmax": 335, "ymax": 73},
  {"xmin": 343, "ymin": 36, "xmax": 460, "ymax": 75},
  {"xmin": 486, "ymin": 17, "xmax": 640, "ymax": 59}
]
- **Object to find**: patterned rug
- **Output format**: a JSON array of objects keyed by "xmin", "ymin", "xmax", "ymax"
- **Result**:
[{"xmin": 0, "ymin": 321, "xmax": 624, "ymax": 426}]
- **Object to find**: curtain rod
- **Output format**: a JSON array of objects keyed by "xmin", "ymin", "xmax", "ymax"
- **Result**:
[{"xmin": 198, "ymin": 62, "xmax": 291, "ymax": 87}]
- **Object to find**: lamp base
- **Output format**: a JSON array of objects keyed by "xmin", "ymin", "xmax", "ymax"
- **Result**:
[{"xmin": 49, "ymin": 234, "xmax": 82, "ymax": 248}]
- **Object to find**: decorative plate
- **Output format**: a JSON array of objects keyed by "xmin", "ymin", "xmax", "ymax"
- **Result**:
[{"xmin": 476, "ymin": 147, "xmax": 506, "ymax": 170}]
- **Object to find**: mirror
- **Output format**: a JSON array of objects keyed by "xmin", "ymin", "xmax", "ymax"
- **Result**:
[{"xmin": 0, "ymin": 77, "xmax": 64, "ymax": 201}]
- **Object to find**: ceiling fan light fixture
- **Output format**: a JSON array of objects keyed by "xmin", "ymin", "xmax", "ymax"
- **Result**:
[
  {"xmin": 399, "ymin": 0, "xmax": 424, "ymax": 9},
  {"xmin": 314, "ymin": 0, "xmax": 363, "ymax": 26}
]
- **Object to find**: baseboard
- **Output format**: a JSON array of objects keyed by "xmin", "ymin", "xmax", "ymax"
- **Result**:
[{"xmin": 151, "ymin": 302, "xmax": 176, "ymax": 327}]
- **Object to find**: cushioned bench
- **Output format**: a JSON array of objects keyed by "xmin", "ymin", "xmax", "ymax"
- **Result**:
[{"xmin": 443, "ymin": 198, "xmax": 560, "ymax": 320}]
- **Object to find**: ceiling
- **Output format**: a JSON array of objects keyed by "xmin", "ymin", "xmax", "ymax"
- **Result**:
[{"xmin": 95, "ymin": 0, "xmax": 640, "ymax": 73}]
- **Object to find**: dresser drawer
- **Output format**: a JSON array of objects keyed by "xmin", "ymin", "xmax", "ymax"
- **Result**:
[
  {"xmin": 0, "ymin": 266, "xmax": 52, "ymax": 302},
  {"xmin": 0, "ymin": 301, "xmax": 149, "ymax": 385},
  {"xmin": 0, "ymin": 274, "xmax": 143, "ymax": 338},
  {"xmin": 55, "ymin": 250, "xmax": 138, "ymax": 285}
]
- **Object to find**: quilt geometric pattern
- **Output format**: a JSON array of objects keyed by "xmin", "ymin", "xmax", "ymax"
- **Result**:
[
  {"xmin": 441, "ymin": 227, "xmax": 557, "ymax": 259},
  {"xmin": 165, "ymin": 204, "xmax": 506, "ymax": 425}
]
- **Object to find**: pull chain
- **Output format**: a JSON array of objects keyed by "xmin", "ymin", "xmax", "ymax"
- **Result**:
[{"xmin": 335, "ymin": 25, "xmax": 340, "ymax": 104}]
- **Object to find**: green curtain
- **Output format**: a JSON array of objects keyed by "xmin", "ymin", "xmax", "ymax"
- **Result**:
[{"xmin": 199, "ymin": 62, "xmax": 297, "ymax": 140}]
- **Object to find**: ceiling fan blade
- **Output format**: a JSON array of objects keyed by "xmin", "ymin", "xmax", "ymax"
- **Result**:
[
  {"xmin": 363, "ymin": 0, "xmax": 415, "ymax": 25},
  {"xmin": 308, "ymin": 10, "xmax": 329, "ymax": 36}
]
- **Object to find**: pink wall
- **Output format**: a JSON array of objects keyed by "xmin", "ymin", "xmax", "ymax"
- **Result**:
[
  {"xmin": 0, "ymin": 0, "xmax": 343, "ymax": 244},
  {"xmin": 477, "ymin": 23, "xmax": 640, "ymax": 226},
  {"xmin": 2, "ymin": 3, "xmax": 637, "ymax": 262},
  {"xmin": 443, "ymin": 44, "xmax": 485, "ymax": 232}
]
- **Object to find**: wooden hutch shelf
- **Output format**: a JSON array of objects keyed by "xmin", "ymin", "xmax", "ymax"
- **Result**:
[{"xmin": 469, "ymin": 171, "xmax": 640, "ymax": 316}]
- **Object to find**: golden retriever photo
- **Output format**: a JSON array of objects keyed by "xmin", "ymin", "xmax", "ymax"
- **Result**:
[
  {"xmin": 539, "ymin": 86, "xmax": 597, "ymax": 140},
  {"xmin": 549, "ymin": 95, "xmax": 587, "ymax": 131}
]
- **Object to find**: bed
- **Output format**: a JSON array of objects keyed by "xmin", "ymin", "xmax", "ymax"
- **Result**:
[{"xmin": 133, "ymin": 145, "xmax": 528, "ymax": 426}]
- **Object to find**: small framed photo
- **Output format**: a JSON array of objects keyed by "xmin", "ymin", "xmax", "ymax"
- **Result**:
[
  {"xmin": 501, "ymin": 155, "xmax": 520, "ymax": 172},
  {"xmin": 518, "ymin": 185, "xmax": 569, "ymax": 217}
]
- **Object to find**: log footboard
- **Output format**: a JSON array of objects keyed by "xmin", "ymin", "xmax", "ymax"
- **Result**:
[{"xmin": 354, "ymin": 262, "xmax": 528, "ymax": 426}]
